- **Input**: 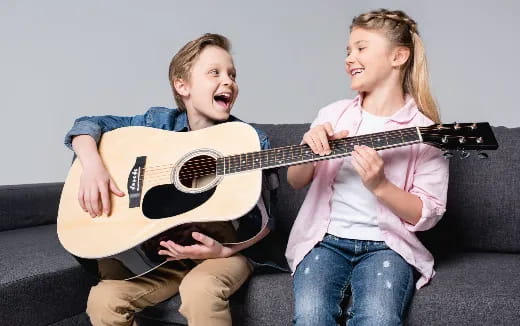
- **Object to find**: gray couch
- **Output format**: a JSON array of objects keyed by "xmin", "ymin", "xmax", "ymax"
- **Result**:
[{"xmin": 1, "ymin": 123, "xmax": 519, "ymax": 326}]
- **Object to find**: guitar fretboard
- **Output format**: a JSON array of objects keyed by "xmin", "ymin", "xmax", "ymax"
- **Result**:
[{"xmin": 216, "ymin": 127, "xmax": 421, "ymax": 175}]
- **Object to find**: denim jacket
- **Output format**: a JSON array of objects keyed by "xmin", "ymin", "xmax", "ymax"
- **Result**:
[
  {"xmin": 64, "ymin": 107, "xmax": 286, "ymax": 270},
  {"xmin": 64, "ymin": 106, "xmax": 270, "ymax": 151}
]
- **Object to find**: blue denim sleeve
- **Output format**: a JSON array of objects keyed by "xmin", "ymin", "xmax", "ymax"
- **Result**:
[
  {"xmin": 63, "ymin": 113, "xmax": 147, "ymax": 150},
  {"xmin": 254, "ymin": 127, "xmax": 271, "ymax": 151}
]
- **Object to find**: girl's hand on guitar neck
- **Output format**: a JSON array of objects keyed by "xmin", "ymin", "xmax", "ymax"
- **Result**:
[
  {"xmin": 287, "ymin": 123, "xmax": 349, "ymax": 189},
  {"xmin": 351, "ymin": 145, "xmax": 388, "ymax": 193},
  {"xmin": 158, "ymin": 232, "xmax": 234, "ymax": 260},
  {"xmin": 303, "ymin": 122, "xmax": 349, "ymax": 156}
]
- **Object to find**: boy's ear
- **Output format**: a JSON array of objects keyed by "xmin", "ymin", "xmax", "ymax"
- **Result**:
[
  {"xmin": 173, "ymin": 78, "xmax": 190, "ymax": 97},
  {"xmin": 392, "ymin": 46, "xmax": 411, "ymax": 68}
]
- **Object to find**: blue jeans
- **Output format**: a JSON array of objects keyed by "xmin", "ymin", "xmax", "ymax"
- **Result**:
[{"xmin": 293, "ymin": 234, "xmax": 416, "ymax": 326}]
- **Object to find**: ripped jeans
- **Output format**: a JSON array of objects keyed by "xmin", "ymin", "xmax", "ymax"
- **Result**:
[{"xmin": 293, "ymin": 234, "xmax": 416, "ymax": 326}]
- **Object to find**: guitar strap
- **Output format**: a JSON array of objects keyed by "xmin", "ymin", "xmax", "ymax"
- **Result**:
[{"xmin": 227, "ymin": 168, "xmax": 279, "ymax": 247}]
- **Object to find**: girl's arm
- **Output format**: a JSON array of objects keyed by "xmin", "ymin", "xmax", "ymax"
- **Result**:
[
  {"xmin": 287, "ymin": 163, "xmax": 315, "ymax": 189},
  {"xmin": 351, "ymin": 144, "xmax": 448, "ymax": 226},
  {"xmin": 287, "ymin": 123, "xmax": 349, "ymax": 189},
  {"xmin": 372, "ymin": 179, "xmax": 422, "ymax": 225}
]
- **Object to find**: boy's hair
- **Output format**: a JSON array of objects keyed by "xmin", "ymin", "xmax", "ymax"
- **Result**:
[
  {"xmin": 168, "ymin": 33, "xmax": 232, "ymax": 111},
  {"xmin": 351, "ymin": 9, "xmax": 440, "ymax": 123}
]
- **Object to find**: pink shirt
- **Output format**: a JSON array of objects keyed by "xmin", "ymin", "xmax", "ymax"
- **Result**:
[{"xmin": 285, "ymin": 95, "xmax": 449, "ymax": 289}]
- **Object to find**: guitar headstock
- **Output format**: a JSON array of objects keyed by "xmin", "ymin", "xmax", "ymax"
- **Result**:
[{"xmin": 420, "ymin": 122, "xmax": 498, "ymax": 158}]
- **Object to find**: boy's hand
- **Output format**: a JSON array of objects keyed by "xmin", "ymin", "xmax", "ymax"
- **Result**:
[
  {"xmin": 302, "ymin": 122, "xmax": 349, "ymax": 156},
  {"xmin": 78, "ymin": 162, "xmax": 124, "ymax": 217},
  {"xmin": 158, "ymin": 232, "xmax": 234, "ymax": 260}
]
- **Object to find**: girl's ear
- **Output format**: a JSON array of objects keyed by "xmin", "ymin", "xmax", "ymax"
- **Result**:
[
  {"xmin": 173, "ymin": 78, "xmax": 190, "ymax": 97},
  {"xmin": 392, "ymin": 46, "xmax": 411, "ymax": 68}
]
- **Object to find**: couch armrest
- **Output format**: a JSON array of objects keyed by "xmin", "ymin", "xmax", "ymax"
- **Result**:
[{"xmin": 0, "ymin": 182, "xmax": 63, "ymax": 231}]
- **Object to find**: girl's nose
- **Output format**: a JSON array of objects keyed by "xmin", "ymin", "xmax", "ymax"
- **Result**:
[{"xmin": 345, "ymin": 53, "xmax": 354, "ymax": 65}]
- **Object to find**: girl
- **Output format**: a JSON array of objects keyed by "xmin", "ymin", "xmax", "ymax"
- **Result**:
[{"xmin": 286, "ymin": 9, "xmax": 449, "ymax": 325}]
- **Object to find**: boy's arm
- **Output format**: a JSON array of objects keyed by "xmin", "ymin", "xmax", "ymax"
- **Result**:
[
  {"xmin": 65, "ymin": 111, "xmax": 149, "ymax": 216},
  {"xmin": 158, "ymin": 218, "xmax": 271, "ymax": 260},
  {"xmin": 64, "ymin": 113, "xmax": 146, "ymax": 150},
  {"xmin": 71, "ymin": 135, "xmax": 124, "ymax": 217}
]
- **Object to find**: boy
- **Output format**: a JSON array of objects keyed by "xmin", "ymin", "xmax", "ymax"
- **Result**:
[{"xmin": 64, "ymin": 33, "xmax": 278, "ymax": 326}]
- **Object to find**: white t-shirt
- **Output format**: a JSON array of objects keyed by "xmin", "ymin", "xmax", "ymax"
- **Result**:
[{"xmin": 327, "ymin": 110, "xmax": 389, "ymax": 241}]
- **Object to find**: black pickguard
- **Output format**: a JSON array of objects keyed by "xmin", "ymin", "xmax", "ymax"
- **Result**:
[{"xmin": 142, "ymin": 184, "xmax": 216, "ymax": 219}]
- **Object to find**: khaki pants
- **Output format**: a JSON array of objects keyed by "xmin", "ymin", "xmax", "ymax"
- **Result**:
[{"xmin": 86, "ymin": 223, "xmax": 252, "ymax": 326}]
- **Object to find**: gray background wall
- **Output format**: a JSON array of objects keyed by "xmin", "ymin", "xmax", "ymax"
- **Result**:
[{"xmin": 1, "ymin": 0, "xmax": 519, "ymax": 185}]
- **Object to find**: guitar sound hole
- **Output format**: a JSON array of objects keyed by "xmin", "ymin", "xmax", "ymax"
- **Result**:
[{"xmin": 178, "ymin": 155, "xmax": 217, "ymax": 189}]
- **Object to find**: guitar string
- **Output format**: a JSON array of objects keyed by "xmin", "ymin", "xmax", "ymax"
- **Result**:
[
  {"xmin": 143, "ymin": 128, "xmax": 424, "ymax": 180},
  {"xmin": 139, "ymin": 126, "xmax": 477, "ymax": 172},
  {"xmin": 141, "ymin": 128, "xmax": 424, "ymax": 181},
  {"xmin": 153, "ymin": 127, "xmax": 487, "ymax": 179},
  {"xmin": 143, "ymin": 128, "xmax": 421, "ymax": 173}
]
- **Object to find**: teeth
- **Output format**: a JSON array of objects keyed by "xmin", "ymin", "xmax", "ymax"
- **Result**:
[
  {"xmin": 215, "ymin": 92, "xmax": 231, "ymax": 99},
  {"xmin": 351, "ymin": 68, "xmax": 364, "ymax": 76}
]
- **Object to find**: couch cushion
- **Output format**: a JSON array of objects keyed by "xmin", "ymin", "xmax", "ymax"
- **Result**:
[
  {"xmin": 408, "ymin": 252, "xmax": 520, "ymax": 325},
  {"xmin": 138, "ymin": 252, "xmax": 520, "ymax": 326},
  {"xmin": 0, "ymin": 224, "xmax": 97, "ymax": 325},
  {"xmin": 420, "ymin": 126, "xmax": 520, "ymax": 254},
  {"xmin": 0, "ymin": 183, "xmax": 63, "ymax": 232}
]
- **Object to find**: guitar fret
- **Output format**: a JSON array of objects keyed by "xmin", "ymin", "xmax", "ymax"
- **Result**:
[{"xmin": 222, "ymin": 128, "xmax": 422, "ymax": 174}]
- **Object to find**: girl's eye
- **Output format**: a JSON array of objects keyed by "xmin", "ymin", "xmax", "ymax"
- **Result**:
[
  {"xmin": 358, "ymin": 47, "xmax": 366, "ymax": 51},
  {"xmin": 209, "ymin": 69, "xmax": 219, "ymax": 75}
]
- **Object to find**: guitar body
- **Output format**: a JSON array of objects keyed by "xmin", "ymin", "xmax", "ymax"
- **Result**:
[{"xmin": 57, "ymin": 122, "xmax": 262, "ymax": 263}]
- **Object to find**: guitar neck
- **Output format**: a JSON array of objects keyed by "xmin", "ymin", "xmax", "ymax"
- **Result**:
[{"xmin": 216, "ymin": 126, "xmax": 421, "ymax": 175}]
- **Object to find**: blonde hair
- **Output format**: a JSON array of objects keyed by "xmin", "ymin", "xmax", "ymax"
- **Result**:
[
  {"xmin": 350, "ymin": 9, "xmax": 440, "ymax": 123},
  {"xmin": 168, "ymin": 33, "xmax": 231, "ymax": 111}
]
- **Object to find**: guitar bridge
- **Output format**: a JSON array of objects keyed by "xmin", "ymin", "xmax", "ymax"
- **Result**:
[{"xmin": 127, "ymin": 156, "xmax": 146, "ymax": 208}]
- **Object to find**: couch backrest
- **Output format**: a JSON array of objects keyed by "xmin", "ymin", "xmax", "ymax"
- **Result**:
[
  {"xmin": 254, "ymin": 124, "xmax": 520, "ymax": 254},
  {"xmin": 2, "ymin": 125, "xmax": 518, "ymax": 255},
  {"xmin": 0, "ymin": 183, "xmax": 63, "ymax": 232},
  {"xmin": 253, "ymin": 123, "xmax": 311, "ymax": 236},
  {"xmin": 420, "ymin": 126, "xmax": 520, "ymax": 254}
]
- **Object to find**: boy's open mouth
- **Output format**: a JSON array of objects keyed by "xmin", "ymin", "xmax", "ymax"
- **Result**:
[{"xmin": 214, "ymin": 92, "xmax": 232, "ymax": 108}]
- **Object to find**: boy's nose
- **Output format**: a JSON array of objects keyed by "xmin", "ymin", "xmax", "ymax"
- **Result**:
[{"xmin": 221, "ymin": 75, "xmax": 233, "ymax": 85}]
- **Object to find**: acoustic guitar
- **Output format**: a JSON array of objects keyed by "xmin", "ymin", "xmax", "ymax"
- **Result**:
[{"xmin": 57, "ymin": 121, "xmax": 498, "ymax": 279}]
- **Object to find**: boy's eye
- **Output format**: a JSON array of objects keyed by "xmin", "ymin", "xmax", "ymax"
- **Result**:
[
  {"xmin": 358, "ymin": 47, "xmax": 366, "ymax": 51},
  {"xmin": 209, "ymin": 69, "xmax": 219, "ymax": 75},
  {"xmin": 229, "ymin": 73, "xmax": 236, "ymax": 81}
]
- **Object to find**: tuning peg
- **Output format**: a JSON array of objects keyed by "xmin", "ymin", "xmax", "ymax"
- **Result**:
[
  {"xmin": 443, "ymin": 151, "xmax": 454, "ymax": 159},
  {"xmin": 459, "ymin": 150, "xmax": 470, "ymax": 159},
  {"xmin": 477, "ymin": 150, "xmax": 488, "ymax": 159}
]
